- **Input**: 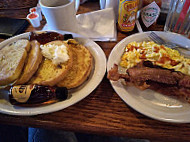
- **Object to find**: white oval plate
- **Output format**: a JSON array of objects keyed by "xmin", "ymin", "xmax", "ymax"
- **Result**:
[
  {"xmin": 0, "ymin": 30, "xmax": 107, "ymax": 116},
  {"xmin": 107, "ymin": 31, "xmax": 190, "ymax": 123}
]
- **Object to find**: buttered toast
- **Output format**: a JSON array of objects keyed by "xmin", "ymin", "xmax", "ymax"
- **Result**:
[
  {"xmin": 57, "ymin": 39, "xmax": 93, "ymax": 89},
  {"xmin": 28, "ymin": 40, "xmax": 73, "ymax": 86},
  {"xmin": 0, "ymin": 39, "xmax": 30, "ymax": 86},
  {"xmin": 16, "ymin": 40, "xmax": 43, "ymax": 85}
]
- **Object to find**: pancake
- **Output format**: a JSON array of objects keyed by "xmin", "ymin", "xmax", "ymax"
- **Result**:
[
  {"xmin": 0, "ymin": 39, "xmax": 30, "ymax": 86},
  {"xmin": 57, "ymin": 39, "xmax": 93, "ymax": 89},
  {"xmin": 16, "ymin": 40, "xmax": 43, "ymax": 85},
  {"xmin": 28, "ymin": 40, "xmax": 73, "ymax": 86}
]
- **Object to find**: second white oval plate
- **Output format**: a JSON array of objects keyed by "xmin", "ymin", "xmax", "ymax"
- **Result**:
[{"xmin": 107, "ymin": 31, "xmax": 190, "ymax": 123}]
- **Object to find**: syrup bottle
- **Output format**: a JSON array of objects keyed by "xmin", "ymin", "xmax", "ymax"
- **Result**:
[{"xmin": 9, "ymin": 85, "xmax": 68, "ymax": 106}]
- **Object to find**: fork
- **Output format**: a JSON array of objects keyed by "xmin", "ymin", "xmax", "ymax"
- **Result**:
[{"xmin": 148, "ymin": 32, "xmax": 190, "ymax": 51}]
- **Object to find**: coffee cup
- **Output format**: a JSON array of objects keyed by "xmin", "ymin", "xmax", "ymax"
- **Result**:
[{"xmin": 39, "ymin": 0, "xmax": 80, "ymax": 33}]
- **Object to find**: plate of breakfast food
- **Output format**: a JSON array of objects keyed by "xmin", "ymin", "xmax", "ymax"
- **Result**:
[
  {"xmin": 0, "ymin": 30, "xmax": 106, "ymax": 116},
  {"xmin": 107, "ymin": 31, "xmax": 190, "ymax": 123}
]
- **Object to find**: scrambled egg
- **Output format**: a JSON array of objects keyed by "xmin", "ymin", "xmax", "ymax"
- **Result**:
[{"xmin": 120, "ymin": 41, "xmax": 190, "ymax": 76}]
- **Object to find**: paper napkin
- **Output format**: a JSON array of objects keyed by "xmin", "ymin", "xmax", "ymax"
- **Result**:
[
  {"xmin": 76, "ymin": 8, "xmax": 117, "ymax": 41},
  {"xmin": 43, "ymin": 8, "xmax": 117, "ymax": 41}
]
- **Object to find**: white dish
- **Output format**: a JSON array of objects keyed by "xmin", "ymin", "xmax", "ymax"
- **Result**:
[
  {"xmin": 0, "ymin": 30, "xmax": 107, "ymax": 116},
  {"xmin": 107, "ymin": 31, "xmax": 190, "ymax": 123}
]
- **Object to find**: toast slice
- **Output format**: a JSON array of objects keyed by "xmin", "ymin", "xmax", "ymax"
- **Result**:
[
  {"xmin": 57, "ymin": 39, "xmax": 93, "ymax": 89},
  {"xmin": 0, "ymin": 39, "xmax": 30, "ymax": 86},
  {"xmin": 28, "ymin": 40, "xmax": 73, "ymax": 86},
  {"xmin": 16, "ymin": 40, "xmax": 43, "ymax": 85}
]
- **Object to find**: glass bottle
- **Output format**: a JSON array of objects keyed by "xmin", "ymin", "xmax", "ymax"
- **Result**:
[
  {"xmin": 139, "ymin": 0, "xmax": 162, "ymax": 31},
  {"xmin": 9, "ymin": 85, "xmax": 68, "ymax": 106},
  {"xmin": 118, "ymin": 0, "xmax": 139, "ymax": 32}
]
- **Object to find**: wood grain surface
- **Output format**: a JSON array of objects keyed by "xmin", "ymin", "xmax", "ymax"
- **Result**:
[{"xmin": 0, "ymin": 1, "xmax": 190, "ymax": 142}]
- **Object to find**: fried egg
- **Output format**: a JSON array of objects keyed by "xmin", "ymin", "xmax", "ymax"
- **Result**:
[{"xmin": 120, "ymin": 41, "xmax": 190, "ymax": 76}]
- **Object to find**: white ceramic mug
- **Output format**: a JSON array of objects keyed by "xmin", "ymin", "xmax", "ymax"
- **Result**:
[
  {"xmin": 39, "ymin": 0, "xmax": 80, "ymax": 32},
  {"xmin": 99, "ymin": 0, "xmax": 118, "ymax": 20}
]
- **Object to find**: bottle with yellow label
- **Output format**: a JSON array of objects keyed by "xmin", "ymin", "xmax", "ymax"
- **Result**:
[{"xmin": 118, "ymin": 0, "xmax": 138, "ymax": 32}]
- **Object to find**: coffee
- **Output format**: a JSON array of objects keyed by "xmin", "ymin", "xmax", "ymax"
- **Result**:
[{"xmin": 41, "ymin": 0, "xmax": 71, "ymax": 7}]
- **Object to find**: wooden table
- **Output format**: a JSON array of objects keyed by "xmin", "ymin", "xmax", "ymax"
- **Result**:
[{"xmin": 0, "ymin": 1, "xmax": 190, "ymax": 142}]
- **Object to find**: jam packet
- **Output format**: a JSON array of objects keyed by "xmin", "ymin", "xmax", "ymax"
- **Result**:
[{"xmin": 141, "ymin": 1, "xmax": 161, "ymax": 28}]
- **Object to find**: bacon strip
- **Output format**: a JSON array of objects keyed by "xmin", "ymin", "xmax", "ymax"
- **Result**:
[
  {"xmin": 107, "ymin": 61, "xmax": 190, "ymax": 103},
  {"xmin": 107, "ymin": 64, "xmax": 129, "ymax": 81},
  {"xmin": 127, "ymin": 67, "xmax": 178, "ymax": 85}
]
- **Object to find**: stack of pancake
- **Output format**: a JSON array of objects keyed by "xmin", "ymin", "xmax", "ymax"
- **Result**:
[{"xmin": 0, "ymin": 37, "xmax": 93, "ymax": 89}]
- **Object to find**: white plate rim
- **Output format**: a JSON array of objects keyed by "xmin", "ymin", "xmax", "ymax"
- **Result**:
[
  {"xmin": 107, "ymin": 31, "xmax": 190, "ymax": 123},
  {"xmin": 0, "ymin": 30, "xmax": 107, "ymax": 116}
]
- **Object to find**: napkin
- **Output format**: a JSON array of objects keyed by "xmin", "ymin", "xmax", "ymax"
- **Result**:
[
  {"xmin": 43, "ymin": 8, "xmax": 117, "ymax": 41},
  {"xmin": 76, "ymin": 8, "xmax": 117, "ymax": 41}
]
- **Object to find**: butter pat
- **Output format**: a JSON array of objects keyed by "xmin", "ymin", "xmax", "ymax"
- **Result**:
[{"xmin": 40, "ymin": 43, "xmax": 69, "ymax": 65}]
